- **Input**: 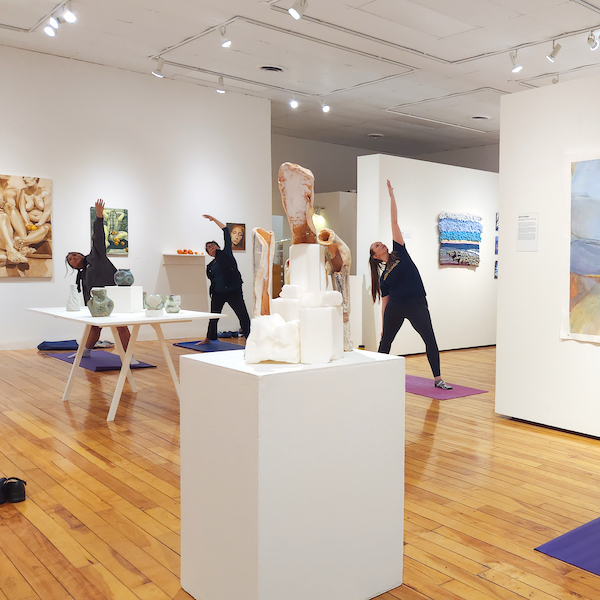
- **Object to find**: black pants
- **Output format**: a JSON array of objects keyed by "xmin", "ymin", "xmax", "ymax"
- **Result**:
[
  {"xmin": 206, "ymin": 288, "xmax": 251, "ymax": 340},
  {"xmin": 378, "ymin": 297, "xmax": 440, "ymax": 377}
]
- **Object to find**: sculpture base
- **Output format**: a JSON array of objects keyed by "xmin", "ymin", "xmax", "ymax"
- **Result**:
[
  {"xmin": 145, "ymin": 308, "xmax": 164, "ymax": 317},
  {"xmin": 180, "ymin": 349, "xmax": 405, "ymax": 600},
  {"xmin": 106, "ymin": 285, "xmax": 143, "ymax": 313}
]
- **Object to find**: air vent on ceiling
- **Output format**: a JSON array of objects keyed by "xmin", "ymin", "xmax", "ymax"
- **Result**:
[{"xmin": 259, "ymin": 65, "xmax": 286, "ymax": 73}]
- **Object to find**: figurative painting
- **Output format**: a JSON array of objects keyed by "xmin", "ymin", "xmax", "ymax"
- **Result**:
[
  {"xmin": 227, "ymin": 222, "xmax": 246, "ymax": 251},
  {"xmin": 0, "ymin": 174, "xmax": 53, "ymax": 278},
  {"xmin": 438, "ymin": 212, "xmax": 482, "ymax": 267},
  {"xmin": 568, "ymin": 159, "xmax": 600, "ymax": 340},
  {"xmin": 91, "ymin": 207, "xmax": 128, "ymax": 256}
]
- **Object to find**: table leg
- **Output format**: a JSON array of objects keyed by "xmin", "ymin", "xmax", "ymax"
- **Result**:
[
  {"xmin": 106, "ymin": 324, "xmax": 140, "ymax": 422},
  {"xmin": 62, "ymin": 324, "xmax": 92, "ymax": 402},
  {"xmin": 110, "ymin": 326, "xmax": 137, "ymax": 393},
  {"xmin": 151, "ymin": 323, "xmax": 181, "ymax": 401}
]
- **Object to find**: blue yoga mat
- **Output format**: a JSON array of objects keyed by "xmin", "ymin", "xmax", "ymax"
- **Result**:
[
  {"xmin": 174, "ymin": 340, "xmax": 244, "ymax": 352},
  {"xmin": 47, "ymin": 350, "xmax": 155, "ymax": 372},
  {"xmin": 38, "ymin": 339, "xmax": 79, "ymax": 351},
  {"xmin": 535, "ymin": 516, "xmax": 600, "ymax": 575}
]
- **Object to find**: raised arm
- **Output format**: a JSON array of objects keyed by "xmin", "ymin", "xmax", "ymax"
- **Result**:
[
  {"xmin": 387, "ymin": 180, "xmax": 405, "ymax": 246},
  {"xmin": 203, "ymin": 214, "xmax": 226, "ymax": 230}
]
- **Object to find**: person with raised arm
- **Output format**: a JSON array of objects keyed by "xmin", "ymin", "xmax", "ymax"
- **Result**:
[
  {"xmin": 368, "ymin": 180, "xmax": 452, "ymax": 389},
  {"xmin": 65, "ymin": 199, "xmax": 132, "ymax": 357},
  {"xmin": 200, "ymin": 215, "xmax": 251, "ymax": 344}
]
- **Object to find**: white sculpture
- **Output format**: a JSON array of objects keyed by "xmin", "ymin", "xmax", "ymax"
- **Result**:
[
  {"xmin": 245, "ymin": 314, "xmax": 300, "ymax": 364},
  {"xmin": 252, "ymin": 227, "xmax": 275, "ymax": 318},
  {"xmin": 66, "ymin": 283, "xmax": 81, "ymax": 311},
  {"xmin": 247, "ymin": 163, "xmax": 350, "ymax": 365},
  {"xmin": 317, "ymin": 228, "xmax": 352, "ymax": 351}
]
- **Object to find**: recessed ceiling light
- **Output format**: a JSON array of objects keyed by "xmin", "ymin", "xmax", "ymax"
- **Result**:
[
  {"xmin": 470, "ymin": 115, "xmax": 491, "ymax": 121},
  {"xmin": 367, "ymin": 133, "xmax": 384, "ymax": 138}
]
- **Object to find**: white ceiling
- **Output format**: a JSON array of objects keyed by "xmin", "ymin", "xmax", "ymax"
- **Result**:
[{"xmin": 2, "ymin": 0, "xmax": 600, "ymax": 156}]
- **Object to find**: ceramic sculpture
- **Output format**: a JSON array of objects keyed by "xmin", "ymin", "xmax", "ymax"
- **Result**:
[
  {"xmin": 114, "ymin": 268, "xmax": 134, "ymax": 286},
  {"xmin": 165, "ymin": 294, "xmax": 181, "ymax": 313},
  {"xmin": 87, "ymin": 287, "xmax": 114, "ymax": 317},
  {"xmin": 245, "ymin": 314, "xmax": 300, "ymax": 364},
  {"xmin": 66, "ymin": 283, "xmax": 81, "ymax": 311},
  {"xmin": 144, "ymin": 294, "xmax": 165, "ymax": 310},
  {"xmin": 252, "ymin": 227, "xmax": 275, "ymax": 317},
  {"xmin": 278, "ymin": 162, "xmax": 317, "ymax": 245},
  {"xmin": 317, "ymin": 228, "xmax": 352, "ymax": 351}
]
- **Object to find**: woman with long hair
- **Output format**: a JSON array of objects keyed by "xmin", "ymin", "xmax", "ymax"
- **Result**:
[{"xmin": 369, "ymin": 180, "xmax": 452, "ymax": 389}]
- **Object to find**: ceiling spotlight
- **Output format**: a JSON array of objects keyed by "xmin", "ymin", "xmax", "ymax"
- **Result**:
[
  {"xmin": 320, "ymin": 99, "xmax": 330, "ymax": 113},
  {"xmin": 509, "ymin": 51, "xmax": 522, "ymax": 73},
  {"xmin": 220, "ymin": 27, "xmax": 231, "ymax": 48},
  {"xmin": 63, "ymin": 2, "xmax": 76, "ymax": 23},
  {"xmin": 152, "ymin": 58, "xmax": 165, "ymax": 78},
  {"xmin": 547, "ymin": 41, "xmax": 562, "ymax": 62},
  {"xmin": 289, "ymin": 0, "xmax": 308, "ymax": 20},
  {"xmin": 289, "ymin": 95, "xmax": 298, "ymax": 109},
  {"xmin": 43, "ymin": 25, "xmax": 56, "ymax": 36},
  {"xmin": 588, "ymin": 31, "xmax": 599, "ymax": 51},
  {"xmin": 216, "ymin": 76, "xmax": 226, "ymax": 94},
  {"xmin": 49, "ymin": 16, "xmax": 60, "ymax": 29}
]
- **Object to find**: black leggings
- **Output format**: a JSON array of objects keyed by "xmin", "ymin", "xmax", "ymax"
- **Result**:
[
  {"xmin": 378, "ymin": 297, "xmax": 440, "ymax": 377},
  {"xmin": 206, "ymin": 289, "xmax": 251, "ymax": 340}
]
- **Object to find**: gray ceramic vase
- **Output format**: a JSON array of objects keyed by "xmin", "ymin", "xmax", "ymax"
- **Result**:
[
  {"xmin": 88, "ymin": 288, "xmax": 114, "ymax": 317},
  {"xmin": 114, "ymin": 269, "xmax": 134, "ymax": 286}
]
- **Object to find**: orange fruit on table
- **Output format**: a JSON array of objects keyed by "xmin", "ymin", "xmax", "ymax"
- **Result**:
[{"xmin": 177, "ymin": 249, "xmax": 183, "ymax": 254}]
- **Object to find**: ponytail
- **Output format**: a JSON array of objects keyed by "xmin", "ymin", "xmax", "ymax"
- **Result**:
[{"xmin": 369, "ymin": 249, "xmax": 384, "ymax": 303}]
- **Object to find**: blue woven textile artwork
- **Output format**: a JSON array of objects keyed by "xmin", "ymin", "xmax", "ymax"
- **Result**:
[{"xmin": 439, "ymin": 212, "xmax": 482, "ymax": 267}]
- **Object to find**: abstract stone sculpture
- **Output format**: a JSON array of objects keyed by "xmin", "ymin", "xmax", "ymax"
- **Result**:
[
  {"xmin": 66, "ymin": 283, "xmax": 81, "ymax": 311},
  {"xmin": 114, "ymin": 268, "xmax": 134, "ymax": 286},
  {"xmin": 317, "ymin": 228, "xmax": 352, "ymax": 351},
  {"xmin": 87, "ymin": 287, "xmax": 114, "ymax": 317},
  {"xmin": 252, "ymin": 228, "xmax": 275, "ymax": 318},
  {"xmin": 165, "ymin": 294, "xmax": 181, "ymax": 313},
  {"xmin": 278, "ymin": 162, "xmax": 317, "ymax": 245}
]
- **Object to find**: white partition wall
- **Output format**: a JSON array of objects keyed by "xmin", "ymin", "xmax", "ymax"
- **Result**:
[
  {"xmin": 496, "ymin": 75, "xmax": 600, "ymax": 436},
  {"xmin": 357, "ymin": 154, "xmax": 498, "ymax": 355},
  {"xmin": 0, "ymin": 46, "xmax": 271, "ymax": 349}
]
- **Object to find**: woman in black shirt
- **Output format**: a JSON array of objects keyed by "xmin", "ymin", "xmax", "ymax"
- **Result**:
[
  {"xmin": 200, "ymin": 214, "xmax": 251, "ymax": 344},
  {"xmin": 66, "ymin": 199, "xmax": 131, "ymax": 357},
  {"xmin": 369, "ymin": 180, "xmax": 452, "ymax": 390}
]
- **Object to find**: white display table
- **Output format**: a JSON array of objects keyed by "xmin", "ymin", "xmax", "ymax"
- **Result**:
[
  {"xmin": 180, "ymin": 349, "xmax": 405, "ymax": 600},
  {"xmin": 30, "ymin": 307, "xmax": 223, "ymax": 421}
]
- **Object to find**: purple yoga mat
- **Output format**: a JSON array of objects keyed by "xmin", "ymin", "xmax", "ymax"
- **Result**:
[
  {"xmin": 173, "ymin": 339, "xmax": 244, "ymax": 352},
  {"xmin": 405, "ymin": 375, "xmax": 486, "ymax": 400},
  {"xmin": 47, "ymin": 350, "xmax": 155, "ymax": 372},
  {"xmin": 536, "ymin": 517, "xmax": 600, "ymax": 576}
]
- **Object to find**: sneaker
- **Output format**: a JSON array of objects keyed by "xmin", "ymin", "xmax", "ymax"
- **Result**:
[
  {"xmin": 3, "ymin": 477, "xmax": 26, "ymax": 503},
  {"xmin": 435, "ymin": 379, "xmax": 453, "ymax": 390}
]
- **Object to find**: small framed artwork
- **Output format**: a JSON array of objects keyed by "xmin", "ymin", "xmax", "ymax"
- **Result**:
[
  {"xmin": 494, "ymin": 260, "xmax": 498, "ymax": 279},
  {"xmin": 90, "ymin": 207, "xmax": 128, "ymax": 256},
  {"xmin": 227, "ymin": 222, "xmax": 245, "ymax": 251}
]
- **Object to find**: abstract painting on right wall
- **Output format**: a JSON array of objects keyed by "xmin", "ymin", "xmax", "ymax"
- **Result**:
[{"xmin": 567, "ymin": 159, "xmax": 600, "ymax": 342}]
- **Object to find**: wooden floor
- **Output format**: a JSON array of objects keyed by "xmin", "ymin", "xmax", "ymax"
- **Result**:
[{"xmin": 0, "ymin": 342, "xmax": 599, "ymax": 600}]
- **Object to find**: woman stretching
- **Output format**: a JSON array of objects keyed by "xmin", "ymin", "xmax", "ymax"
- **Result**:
[
  {"xmin": 369, "ymin": 180, "xmax": 452, "ymax": 390},
  {"xmin": 66, "ymin": 199, "xmax": 131, "ymax": 357}
]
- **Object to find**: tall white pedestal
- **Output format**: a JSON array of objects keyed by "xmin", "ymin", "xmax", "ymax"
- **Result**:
[{"xmin": 180, "ymin": 349, "xmax": 405, "ymax": 600}]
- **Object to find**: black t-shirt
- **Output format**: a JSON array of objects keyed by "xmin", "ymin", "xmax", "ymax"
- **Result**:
[
  {"xmin": 380, "ymin": 241, "xmax": 426, "ymax": 303},
  {"xmin": 206, "ymin": 227, "xmax": 243, "ymax": 294}
]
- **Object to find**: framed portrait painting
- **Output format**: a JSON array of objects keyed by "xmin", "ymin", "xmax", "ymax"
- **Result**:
[{"xmin": 227, "ymin": 222, "xmax": 246, "ymax": 251}]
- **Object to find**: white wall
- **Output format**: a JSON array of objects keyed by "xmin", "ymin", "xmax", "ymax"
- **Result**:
[
  {"xmin": 415, "ymin": 144, "xmax": 499, "ymax": 173},
  {"xmin": 496, "ymin": 75, "xmax": 600, "ymax": 436},
  {"xmin": 0, "ymin": 46, "xmax": 271, "ymax": 349},
  {"xmin": 357, "ymin": 155, "xmax": 498, "ymax": 356}
]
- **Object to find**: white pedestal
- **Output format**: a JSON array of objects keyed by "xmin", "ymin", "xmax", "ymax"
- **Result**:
[
  {"xmin": 180, "ymin": 350, "xmax": 405, "ymax": 600},
  {"xmin": 105, "ymin": 285, "xmax": 143, "ymax": 313}
]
